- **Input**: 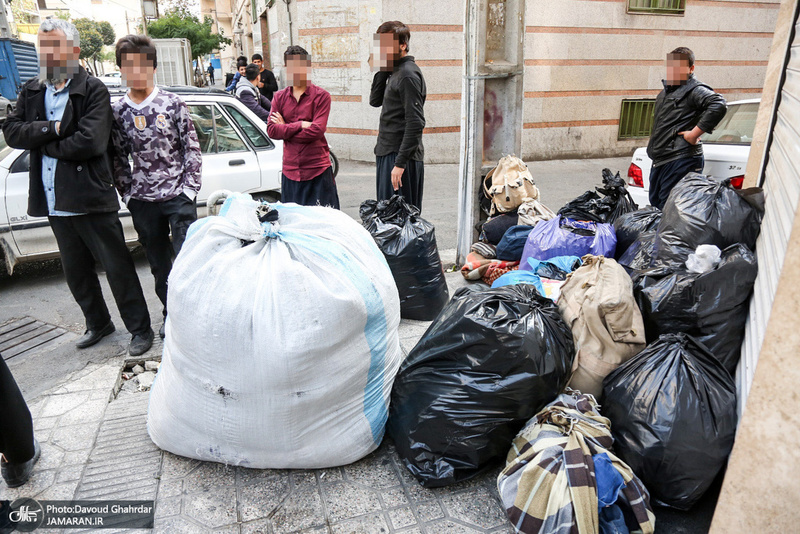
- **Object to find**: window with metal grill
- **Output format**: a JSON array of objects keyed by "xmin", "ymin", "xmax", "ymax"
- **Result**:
[
  {"xmin": 619, "ymin": 99, "xmax": 656, "ymax": 139},
  {"xmin": 628, "ymin": 0, "xmax": 686, "ymax": 15}
]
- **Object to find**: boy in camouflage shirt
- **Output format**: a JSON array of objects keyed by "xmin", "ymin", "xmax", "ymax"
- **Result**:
[{"xmin": 110, "ymin": 34, "xmax": 202, "ymax": 338}]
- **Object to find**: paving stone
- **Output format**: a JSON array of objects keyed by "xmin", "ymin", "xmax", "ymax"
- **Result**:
[
  {"xmin": 415, "ymin": 500, "xmax": 445, "ymax": 522},
  {"xmin": 387, "ymin": 507, "xmax": 417, "ymax": 530},
  {"xmin": 132, "ymin": 365, "xmax": 145, "ymax": 375},
  {"xmin": 145, "ymin": 360, "xmax": 160, "ymax": 371},
  {"xmin": 58, "ymin": 399, "xmax": 109, "ymax": 426},
  {"xmin": 2, "ymin": 469, "xmax": 56, "ymax": 500},
  {"xmin": 153, "ymin": 495, "xmax": 181, "ymax": 520},
  {"xmin": 317, "ymin": 466, "xmax": 344, "ymax": 484},
  {"xmin": 380, "ymin": 487, "xmax": 410, "ymax": 509},
  {"xmin": 324, "ymin": 481, "xmax": 383, "ymax": 523},
  {"xmin": 62, "ymin": 449, "xmax": 92, "ymax": 465},
  {"xmin": 153, "ymin": 515, "xmax": 210, "ymax": 534},
  {"xmin": 160, "ymin": 452, "xmax": 201, "ymax": 480},
  {"xmin": 36, "ymin": 440, "xmax": 65, "ymax": 470},
  {"xmin": 423, "ymin": 520, "xmax": 485, "ymax": 533},
  {"xmin": 330, "ymin": 512, "xmax": 390, "ymax": 534},
  {"xmin": 183, "ymin": 488, "xmax": 237, "ymax": 528},
  {"xmin": 238, "ymin": 466, "xmax": 288, "ymax": 485},
  {"xmin": 343, "ymin": 452, "xmax": 401, "ymax": 490},
  {"xmin": 238, "ymin": 473, "xmax": 290, "ymax": 522},
  {"xmin": 56, "ymin": 464, "xmax": 85, "ymax": 483},
  {"xmin": 183, "ymin": 462, "xmax": 237, "ymax": 493},
  {"xmin": 270, "ymin": 478, "xmax": 327, "ymax": 534},
  {"xmin": 240, "ymin": 519, "xmax": 272, "ymax": 534},
  {"xmin": 33, "ymin": 415, "xmax": 59, "ymax": 432},
  {"xmin": 50, "ymin": 424, "xmax": 98, "ymax": 451},
  {"xmin": 395, "ymin": 528, "xmax": 422, "ymax": 534},
  {"xmin": 35, "ymin": 480, "xmax": 79, "ymax": 500},
  {"xmin": 137, "ymin": 371, "xmax": 156, "ymax": 390},
  {"xmin": 61, "ymin": 364, "xmax": 120, "ymax": 393},
  {"xmin": 439, "ymin": 488, "xmax": 506, "ymax": 529},
  {"xmin": 41, "ymin": 392, "xmax": 91, "ymax": 418},
  {"xmin": 158, "ymin": 479, "xmax": 184, "ymax": 499}
]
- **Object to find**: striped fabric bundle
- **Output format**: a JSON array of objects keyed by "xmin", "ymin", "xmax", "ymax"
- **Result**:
[{"xmin": 497, "ymin": 391, "xmax": 656, "ymax": 534}]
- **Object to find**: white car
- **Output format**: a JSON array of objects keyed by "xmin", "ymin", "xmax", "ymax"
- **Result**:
[
  {"xmin": 99, "ymin": 72, "xmax": 122, "ymax": 87},
  {"xmin": 626, "ymin": 98, "xmax": 760, "ymax": 206},
  {"xmin": 0, "ymin": 96, "xmax": 14, "ymax": 121},
  {"xmin": 0, "ymin": 87, "xmax": 283, "ymax": 275}
]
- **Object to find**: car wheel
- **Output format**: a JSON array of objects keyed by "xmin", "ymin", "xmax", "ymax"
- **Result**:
[
  {"xmin": 251, "ymin": 191, "xmax": 281, "ymax": 204},
  {"xmin": 329, "ymin": 150, "xmax": 339, "ymax": 179}
]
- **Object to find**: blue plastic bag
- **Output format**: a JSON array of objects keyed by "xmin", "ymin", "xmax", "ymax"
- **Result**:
[
  {"xmin": 520, "ymin": 216, "xmax": 616, "ymax": 267},
  {"xmin": 492, "ymin": 256, "xmax": 582, "ymax": 300},
  {"xmin": 496, "ymin": 225, "xmax": 535, "ymax": 261}
]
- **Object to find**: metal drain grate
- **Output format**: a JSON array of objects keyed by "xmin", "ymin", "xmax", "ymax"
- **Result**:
[{"xmin": 0, "ymin": 317, "xmax": 77, "ymax": 360}]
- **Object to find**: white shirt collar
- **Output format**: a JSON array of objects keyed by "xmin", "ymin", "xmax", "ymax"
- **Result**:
[{"xmin": 124, "ymin": 86, "xmax": 160, "ymax": 110}]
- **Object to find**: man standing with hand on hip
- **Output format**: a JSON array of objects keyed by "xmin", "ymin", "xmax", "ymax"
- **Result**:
[
  {"xmin": 370, "ymin": 21, "xmax": 427, "ymax": 211},
  {"xmin": 111, "ymin": 34, "xmax": 202, "ymax": 339},
  {"xmin": 3, "ymin": 20, "xmax": 154, "ymax": 356},
  {"xmin": 646, "ymin": 47, "xmax": 727, "ymax": 209}
]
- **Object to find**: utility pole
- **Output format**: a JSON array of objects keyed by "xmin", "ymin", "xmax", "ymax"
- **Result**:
[
  {"xmin": 140, "ymin": 0, "xmax": 148, "ymax": 35},
  {"xmin": 456, "ymin": 0, "xmax": 526, "ymax": 265},
  {"xmin": 0, "ymin": 0, "xmax": 12, "ymax": 39}
]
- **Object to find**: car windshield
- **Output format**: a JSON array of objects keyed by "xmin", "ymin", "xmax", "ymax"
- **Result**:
[
  {"xmin": 0, "ymin": 131, "xmax": 13, "ymax": 161},
  {"xmin": 701, "ymin": 102, "xmax": 759, "ymax": 145}
]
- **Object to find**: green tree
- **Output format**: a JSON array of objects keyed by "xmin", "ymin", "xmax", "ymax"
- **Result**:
[
  {"xmin": 73, "ymin": 19, "xmax": 105, "ymax": 75},
  {"xmin": 148, "ymin": 8, "xmax": 231, "ymax": 85},
  {"xmin": 96, "ymin": 21, "xmax": 116, "ymax": 46}
]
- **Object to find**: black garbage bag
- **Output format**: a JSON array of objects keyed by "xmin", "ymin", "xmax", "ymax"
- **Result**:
[
  {"xmin": 602, "ymin": 333, "xmax": 737, "ymax": 511},
  {"xmin": 633, "ymin": 243, "xmax": 757, "ymax": 374},
  {"xmin": 654, "ymin": 173, "xmax": 764, "ymax": 268},
  {"xmin": 360, "ymin": 195, "xmax": 449, "ymax": 321},
  {"xmin": 618, "ymin": 231, "xmax": 657, "ymax": 273},
  {"xmin": 614, "ymin": 207, "xmax": 661, "ymax": 260},
  {"xmin": 388, "ymin": 284, "xmax": 575, "ymax": 487},
  {"xmin": 558, "ymin": 168, "xmax": 638, "ymax": 224}
]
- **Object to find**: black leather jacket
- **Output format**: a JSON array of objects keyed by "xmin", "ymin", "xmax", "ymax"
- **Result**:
[
  {"xmin": 646, "ymin": 75, "xmax": 727, "ymax": 167},
  {"xmin": 3, "ymin": 67, "xmax": 119, "ymax": 217}
]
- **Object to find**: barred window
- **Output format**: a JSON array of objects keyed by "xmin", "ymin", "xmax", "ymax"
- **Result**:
[
  {"xmin": 628, "ymin": 0, "xmax": 686, "ymax": 15},
  {"xmin": 619, "ymin": 99, "xmax": 656, "ymax": 139}
]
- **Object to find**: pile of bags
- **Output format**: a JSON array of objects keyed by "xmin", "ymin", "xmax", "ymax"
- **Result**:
[
  {"xmin": 389, "ymin": 284, "xmax": 574, "ymax": 487},
  {"xmin": 361, "ymin": 195, "xmax": 449, "ymax": 321},
  {"xmin": 148, "ymin": 194, "xmax": 404, "ymax": 469}
]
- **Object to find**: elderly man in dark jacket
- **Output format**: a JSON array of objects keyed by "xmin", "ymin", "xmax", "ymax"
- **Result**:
[
  {"xmin": 3, "ymin": 19, "xmax": 154, "ymax": 356},
  {"xmin": 646, "ymin": 47, "xmax": 727, "ymax": 209}
]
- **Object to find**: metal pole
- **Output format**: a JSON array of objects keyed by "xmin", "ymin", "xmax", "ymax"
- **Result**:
[{"xmin": 140, "ymin": 0, "xmax": 148, "ymax": 35}]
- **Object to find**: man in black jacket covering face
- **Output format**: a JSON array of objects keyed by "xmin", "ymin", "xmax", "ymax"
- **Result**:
[
  {"xmin": 646, "ymin": 47, "xmax": 727, "ymax": 209},
  {"xmin": 3, "ymin": 19, "xmax": 153, "ymax": 357},
  {"xmin": 370, "ymin": 21, "xmax": 427, "ymax": 211}
]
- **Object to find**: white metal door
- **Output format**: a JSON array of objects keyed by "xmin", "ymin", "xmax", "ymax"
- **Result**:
[{"xmin": 738, "ymin": 12, "xmax": 800, "ymax": 418}]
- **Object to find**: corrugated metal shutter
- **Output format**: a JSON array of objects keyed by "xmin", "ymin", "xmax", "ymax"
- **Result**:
[
  {"xmin": 10, "ymin": 40, "xmax": 39, "ymax": 90},
  {"xmin": 737, "ymin": 10, "xmax": 800, "ymax": 418}
]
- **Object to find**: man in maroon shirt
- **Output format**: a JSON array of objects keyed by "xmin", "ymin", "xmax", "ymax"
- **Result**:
[{"xmin": 267, "ymin": 46, "xmax": 339, "ymax": 208}]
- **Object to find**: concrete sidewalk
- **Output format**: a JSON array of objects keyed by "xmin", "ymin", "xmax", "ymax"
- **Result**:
[{"xmin": 2, "ymin": 272, "xmax": 523, "ymax": 534}]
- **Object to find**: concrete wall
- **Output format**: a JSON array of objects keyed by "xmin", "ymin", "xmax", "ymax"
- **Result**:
[{"xmin": 256, "ymin": 0, "xmax": 779, "ymax": 163}]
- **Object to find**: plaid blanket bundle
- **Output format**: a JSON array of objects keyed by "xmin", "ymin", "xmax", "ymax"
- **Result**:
[{"xmin": 497, "ymin": 391, "xmax": 656, "ymax": 534}]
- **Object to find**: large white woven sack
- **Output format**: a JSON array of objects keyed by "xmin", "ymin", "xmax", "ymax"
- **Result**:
[{"xmin": 147, "ymin": 193, "xmax": 403, "ymax": 469}]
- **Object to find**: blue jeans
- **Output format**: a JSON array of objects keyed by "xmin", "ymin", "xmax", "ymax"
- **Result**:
[{"xmin": 648, "ymin": 155, "xmax": 704, "ymax": 209}]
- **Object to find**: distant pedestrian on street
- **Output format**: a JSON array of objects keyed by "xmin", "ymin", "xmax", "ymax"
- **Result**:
[
  {"xmin": 252, "ymin": 53, "xmax": 279, "ymax": 101},
  {"xmin": 206, "ymin": 63, "xmax": 215, "ymax": 85},
  {"xmin": 0, "ymin": 354, "xmax": 40, "ymax": 488},
  {"xmin": 646, "ymin": 47, "xmax": 727, "ymax": 209},
  {"xmin": 111, "ymin": 34, "xmax": 203, "ymax": 339},
  {"xmin": 226, "ymin": 58, "xmax": 248, "ymax": 93},
  {"xmin": 3, "ymin": 19, "xmax": 154, "ymax": 356},
  {"xmin": 268, "ymin": 46, "xmax": 339, "ymax": 209},
  {"xmin": 370, "ymin": 21, "xmax": 426, "ymax": 211},
  {"xmin": 236, "ymin": 63, "xmax": 271, "ymax": 122}
]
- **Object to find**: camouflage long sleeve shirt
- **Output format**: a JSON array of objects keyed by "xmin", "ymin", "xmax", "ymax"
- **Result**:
[{"xmin": 111, "ymin": 88, "xmax": 202, "ymax": 203}]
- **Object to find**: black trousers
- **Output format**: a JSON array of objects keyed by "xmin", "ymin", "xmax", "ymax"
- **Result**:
[
  {"xmin": 49, "ymin": 213, "xmax": 151, "ymax": 336},
  {"xmin": 0, "ymin": 355, "xmax": 34, "ymax": 464},
  {"xmin": 281, "ymin": 166, "xmax": 340, "ymax": 209},
  {"xmin": 376, "ymin": 153, "xmax": 424, "ymax": 212},
  {"xmin": 128, "ymin": 194, "xmax": 198, "ymax": 316},
  {"xmin": 648, "ymin": 155, "xmax": 704, "ymax": 209}
]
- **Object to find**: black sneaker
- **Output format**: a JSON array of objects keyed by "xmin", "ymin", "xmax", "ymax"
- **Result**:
[
  {"xmin": 129, "ymin": 329, "xmax": 155, "ymax": 356},
  {"xmin": 159, "ymin": 322, "xmax": 165, "ymax": 339},
  {"xmin": 2, "ymin": 439, "xmax": 40, "ymax": 488},
  {"xmin": 76, "ymin": 322, "xmax": 115, "ymax": 349}
]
